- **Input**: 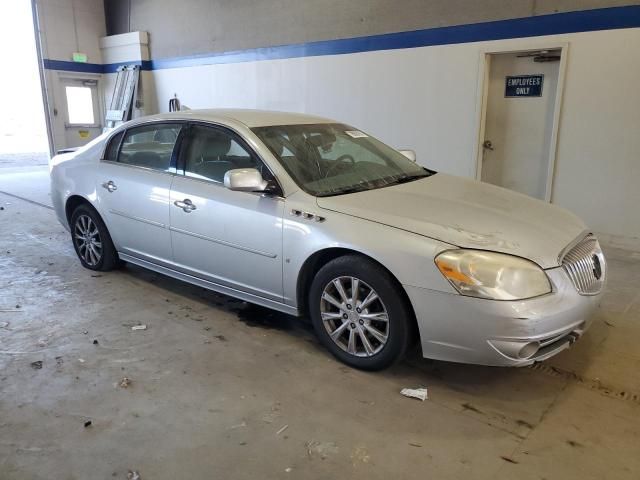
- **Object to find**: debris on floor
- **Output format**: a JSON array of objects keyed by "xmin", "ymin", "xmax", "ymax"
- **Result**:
[
  {"xmin": 306, "ymin": 440, "xmax": 339, "ymax": 459},
  {"xmin": 0, "ymin": 321, "xmax": 9, "ymax": 328},
  {"xmin": 400, "ymin": 387, "xmax": 428, "ymax": 401},
  {"xmin": 92, "ymin": 339, "xmax": 99, "ymax": 345},
  {"xmin": 285, "ymin": 467, "xmax": 292, "ymax": 473},
  {"xmin": 228, "ymin": 421, "xmax": 247, "ymax": 430},
  {"xmin": 276, "ymin": 424, "xmax": 289, "ymax": 435},
  {"xmin": 262, "ymin": 403, "xmax": 282, "ymax": 424},
  {"xmin": 30, "ymin": 360, "xmax": 43, "ymax": 370},
  {"xmin": 78, "ymin": 358, "xmax": 85, "ymax": 363},
  {"xmin": 84, "ymin": 420, "xmax": 92, "ymax": 428},
  {"xmin": 127, "ymin": 471, "xmax": 141, "ymax": 480},
  {"xmin": 119, "ymin": 377, "xmax": 132, "ymax": 388},
  {"xmin": 131, "ymin": 325, "xmax": 147, "ymax": 331},
  {"xmin": 500, "ymin": 456, "xmax": 518, "ymax": 464}
]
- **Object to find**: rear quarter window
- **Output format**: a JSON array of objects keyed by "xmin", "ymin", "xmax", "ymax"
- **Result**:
[{"xmin": 103, "ymin": 131, "xmax": 124, "ymax": 161}]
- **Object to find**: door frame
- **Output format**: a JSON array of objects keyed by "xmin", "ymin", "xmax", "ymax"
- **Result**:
[
  {"xmin": 473, "ymin": 42, "xmax": 569, "ymax": 202},
  {"xmin": 30, "ymin": 0, "xmax": 55, "ymax": 157}
]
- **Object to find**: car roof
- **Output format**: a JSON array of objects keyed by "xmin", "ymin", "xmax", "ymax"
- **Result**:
[{"xmin": 135, "ymin": 109, "xmax": 336, "ymax": 128}]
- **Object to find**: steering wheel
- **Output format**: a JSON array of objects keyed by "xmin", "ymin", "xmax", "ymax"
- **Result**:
[{"xmin": 325, "ymin": 154, "xmax": 356, "ymax": 177}]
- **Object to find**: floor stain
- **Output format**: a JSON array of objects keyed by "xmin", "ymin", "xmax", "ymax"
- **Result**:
[
  {"xmin": 461, "ymin": 403, "xmax": 484, "ymax": 414},
  {"xmin": 234, "ymin": 304, "xmax": 297, "ymax": 331},
  {"xmin": 516, "ymin": 419, "xmax": 534, "ymax": 429}
]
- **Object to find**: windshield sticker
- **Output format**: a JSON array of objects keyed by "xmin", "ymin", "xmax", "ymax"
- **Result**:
[{"xmin": 345, "ymin": 130, "xmax": 368, "ymax": 138}]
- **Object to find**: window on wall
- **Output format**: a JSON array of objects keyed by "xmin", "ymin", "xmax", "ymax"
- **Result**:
[{"xmin": 65, "ymin": 86, "xmax": 95, "ymax": 125}]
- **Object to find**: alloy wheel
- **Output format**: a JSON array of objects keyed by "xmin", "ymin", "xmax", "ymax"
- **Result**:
[
  {"xmin": 320, "ymin": 276, "xmax": 389, "ymax": 357},
  {"xmin": 74, "ymin": 214, "xmax": 103, "ymax": 267}
]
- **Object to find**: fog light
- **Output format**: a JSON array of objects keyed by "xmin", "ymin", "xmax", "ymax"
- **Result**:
[{"xmin": 518, "ymin": 342, "xmax": 540, "ymax": 359}]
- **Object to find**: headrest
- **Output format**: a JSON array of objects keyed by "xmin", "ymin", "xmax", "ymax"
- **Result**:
[
  {"xmin": 264, "ymin": 135, "xmax": 284, "ymax": 157},
  {"xmin": 308, "ymin": 133, "xmax": 336, "ymax": 149},
  {"xmin": 202, "ymin": 132, "xmax": 231, "ymax": 157},
  {"xmin": 153, "ymin": 129, "xmax": 177, "ymax": 143}
]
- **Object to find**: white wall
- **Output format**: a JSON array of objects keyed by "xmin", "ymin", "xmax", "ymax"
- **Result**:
[
  {"xmin": 150, "ymin": 27, "xmax": 640, "ymax": 250},
  {"xmin": 36, "ymin": 0, "xmax": 105, "ymax": 64}
]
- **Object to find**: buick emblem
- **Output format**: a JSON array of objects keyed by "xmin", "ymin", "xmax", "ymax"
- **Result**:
[{"xmin": 592, "ymin": 254, "xmax": 602, "ymax": 280}]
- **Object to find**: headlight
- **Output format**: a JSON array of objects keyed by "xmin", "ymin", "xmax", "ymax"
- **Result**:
[{"xmin": 435, "ymin": 249, "xmax": 551, "ymax": 300}]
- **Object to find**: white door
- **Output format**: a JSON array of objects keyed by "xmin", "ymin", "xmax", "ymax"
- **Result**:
[
  {"xmin": 169, "ymin": 123, "xmax": 284, "ymax": 302},
  {"xmin": 61, "ymin": 77, "xmax": 102, "ymax": 148},
  {"xmin": 480, "ymin": 50, "xmax": 561, "ymax": 200}
]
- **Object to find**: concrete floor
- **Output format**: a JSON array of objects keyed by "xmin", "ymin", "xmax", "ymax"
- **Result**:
[{"xmin": 1, "ymin": 164, "xmax": 640, "ymax": 480}]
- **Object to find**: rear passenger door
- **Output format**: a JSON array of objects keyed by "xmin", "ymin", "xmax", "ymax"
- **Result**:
[
  {"xmin": 169, "ymin": 123, "xmax": 285, "ymax": 302},
  {"xmin": 97, "ymin": 122, "xmax": 183, "ymax": 265}
]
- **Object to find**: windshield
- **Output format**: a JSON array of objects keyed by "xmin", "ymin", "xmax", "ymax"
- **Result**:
[{"xmin": 251, "ymin": 123, "xmax": 435, "ymax": 196}]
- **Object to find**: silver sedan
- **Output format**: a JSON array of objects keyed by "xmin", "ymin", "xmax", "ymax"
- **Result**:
[{"xmin": 50, "ymin": 109, "xmax": 605, "ymax": 370}]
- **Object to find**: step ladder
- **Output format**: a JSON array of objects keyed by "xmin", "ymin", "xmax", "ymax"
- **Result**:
[{"xmin": 105, "ymin": 65, "xmax": 140, "ymax": 129}]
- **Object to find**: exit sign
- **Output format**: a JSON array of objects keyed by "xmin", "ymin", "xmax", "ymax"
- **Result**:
[
  {"xmin": 72, "ymin": 52, "xmax": 88, "ymax": 63},
  {"xmin": 505, "ymin": 75, "xmax": 544, "ymax": 97}
]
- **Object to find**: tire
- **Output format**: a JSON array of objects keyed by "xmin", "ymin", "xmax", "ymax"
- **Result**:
[
  {"xmin": 70, "ymin": 204, "xmax": 119, "ymax": 271},
  {"xmin": 309, "ymin": 255, "xmax": 413, "ymax": 370}
]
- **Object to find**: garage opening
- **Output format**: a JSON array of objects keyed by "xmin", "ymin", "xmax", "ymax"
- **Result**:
[
  {"xmin": 0, "ymin": 0, "xmax": 49, "ymax": 168},
  {"xmin": 478, "ymin": 48, "xmax": 564, "ymax": 201}
]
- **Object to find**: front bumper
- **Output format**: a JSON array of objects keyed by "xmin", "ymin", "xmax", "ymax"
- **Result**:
[{"xmin": 405, "ymin": 267, "xmax": 602, "ymax": 366}]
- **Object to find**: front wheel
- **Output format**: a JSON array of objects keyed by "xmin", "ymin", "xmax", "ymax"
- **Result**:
[{"xmin": 309, "ymin": 255, "xmax": 413, "ymax": 370}]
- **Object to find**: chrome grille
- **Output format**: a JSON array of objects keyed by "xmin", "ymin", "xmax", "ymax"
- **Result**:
[{"xmin": 561, "ymin": 236, "xmax": 606, "ymax": 295}]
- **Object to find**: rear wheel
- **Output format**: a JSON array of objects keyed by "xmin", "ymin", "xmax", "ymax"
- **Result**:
[
  {"xmin": 309, "ymin": 255, "xmax": 413, "ymax": 370},
  {"xmin": 70, "ymin": 204, "xmax": 119, "ymax": 271}
]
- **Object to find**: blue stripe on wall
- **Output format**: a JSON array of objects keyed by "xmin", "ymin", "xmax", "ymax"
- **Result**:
[
  {"xmin": 43, "ymin": 5, "xmax": 640, "ymax": 73},
  {"xmin": 42, "ymin": 59, "xmax": 105, "ymax": 73}
]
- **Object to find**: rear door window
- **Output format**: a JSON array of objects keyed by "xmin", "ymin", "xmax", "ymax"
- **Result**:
[{"xmin": 117, "ymin": 123, "xmax": 182, "ymax": 172}]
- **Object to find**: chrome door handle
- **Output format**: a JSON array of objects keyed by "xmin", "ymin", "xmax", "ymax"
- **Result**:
[
  {"xmin": 102, "ymin": 180, "xmax": 117, "ymax": 192},
  {"xmin": 174, "ymin": 198, "xmax": 196, "ymax": 213}
]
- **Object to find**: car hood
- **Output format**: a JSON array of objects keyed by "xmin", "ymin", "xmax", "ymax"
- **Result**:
[{"xmin": 316, "ymin": 173, "xmax": 587, "ymax": 269}]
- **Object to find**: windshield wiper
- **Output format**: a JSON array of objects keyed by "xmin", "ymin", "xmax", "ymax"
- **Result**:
[
  {"xmin": 385, "ymin": 172, "xmax": 429, "ymax": 186},
  {"xmin": 316, "ymin": 185, "xmax": 370, "ymax": 197}
]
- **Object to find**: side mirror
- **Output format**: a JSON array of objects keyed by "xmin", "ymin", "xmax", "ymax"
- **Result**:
[
  {"xmin": 224, "ymin": 168, "xmax": 268, "ymax": 192},
  {"xmin": 398, "ymin": 149, "xmax": 416, "ymax": 162}
]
